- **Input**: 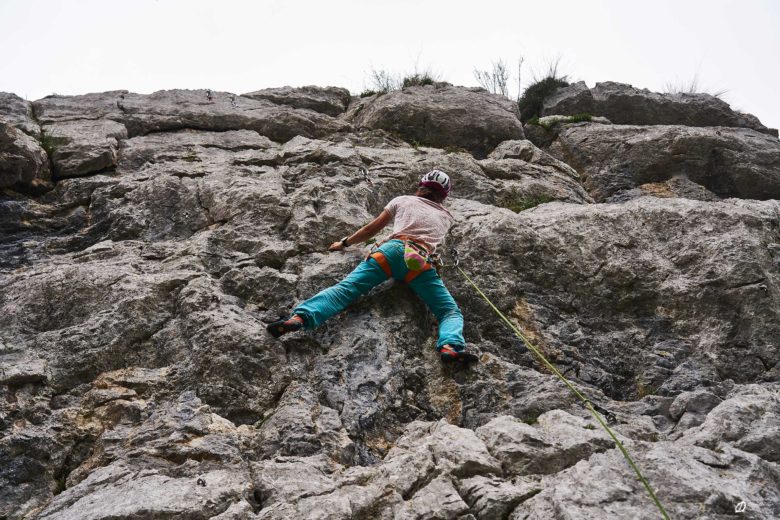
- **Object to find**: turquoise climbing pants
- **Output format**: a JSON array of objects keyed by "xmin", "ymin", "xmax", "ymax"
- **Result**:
[{"xmin": 293, "ymin": 240, "xmax": 465, "ymax": 349}]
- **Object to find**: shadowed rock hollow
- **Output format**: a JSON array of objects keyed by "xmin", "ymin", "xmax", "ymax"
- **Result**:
[{"xmin": 1, "ymin": 83, "xmax": 778, "ymax": 519}]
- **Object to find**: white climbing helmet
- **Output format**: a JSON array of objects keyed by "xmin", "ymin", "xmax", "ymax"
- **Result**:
[{"xmin": 419, "ymin": 169, "xmax": 451, "ymax": 198}]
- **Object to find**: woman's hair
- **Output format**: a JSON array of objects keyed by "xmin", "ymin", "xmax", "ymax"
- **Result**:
[{"xmin": 415, "ymin": 185, "xmax": 446, "ymax": 204}]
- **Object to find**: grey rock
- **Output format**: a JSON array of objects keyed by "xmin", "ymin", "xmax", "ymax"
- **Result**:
[
  {"xmin": 522, "ymin": 115, "xmax": 612, "ymax": 149},
  {"xmin": 541, "ymin": 81, "xmax": 595, "ymax": 116},
  {"xmin": 668, "ymin": 389, "xmax": 722, "ymax": 432},
  {"xmin": 252, "ymin": 382, "xmax": 355, "ymax": 463},
  {"xmin": 252, "ymin": 419, "xmax": 499, "ymax": 519},
  {"xmin": 32, "ymin": 91, "xmax": 128, "ymax": 124},
  {"xmin": 543, "ymin": 81, "xmax": 777, "ymax": 136},
  {"xmin": 353, "ymin": 85, "xmax": 524, "ymax": 157},
  {"xmin": 43, "ymin": 119, "xmax": 127, "ymax": 178},
  {"xmin": 387, "ymin": 420, "xmax": 502, "ymax": 478},
  {"xmin": 488, "ymin": 138, "xmax": 579, "ymax": 173},
  {"xmin": 36, "ymin": 460, "xmax": 252, "ymax": 520},
  {"xmin": 0, "ymin": 92, "xmax": 41, "ymax": 137},
  {"xmin": 458, "ymin": 475, "xmax": 541, "ymax": 519},
  {"xmin": 0, "ymin": 352, "xmax": 47, "ymax": 385},
  {"xmin": 453, "ymin": 197, "xmax": 779, "ymax": 400},
  {"xmin": 30, "ymin": 90, "xmax": 351, "ymax": 178},
  {"xmin": 394, "ymin": 475, "xmax": 470, "ymax": 520},
  {"xmin": 476, "ymin": 412, "xmax": 612, "ymax": 475},
  {"xmin": 115, "ymin": 89, "xmax": 350, "ymax": 141},
  {"xmin": 521, "ymin": 123, "xmax": 553, "ymax": 150},
  {"xmin": 0, "ymin": 122, "xmax": 52, "ymax": 191},
  {"xmin": 243, "ymin": 85, "xmax": 352, "ymax": 116},
  {"xmin": 252, "ymin": 455, "xmax": 341, "ymax": 507},
  {"xmin": 513, "ymin": 441, "xmax": 780, "ymax": 519},
  {"xmin": 1, "ymin": 85, "xmax": 779, "ymax": 519},
  {"xmin": 477, "ymin": 157, "xmax": 585, "ymax": 201},
  {"xmin": 606, "ymin": 175, "xmax": 721, "ymax": 203},
  {"xmin": 479, "ymin": 139, "xmax": 592, "ymax": 205},
  {"xmin": 682, "ymin": 384, "xmax": 780, "ymax": 462},
  {"xmin": 548, "ymin": 123, "xmax": 780, "ymax": 201}
]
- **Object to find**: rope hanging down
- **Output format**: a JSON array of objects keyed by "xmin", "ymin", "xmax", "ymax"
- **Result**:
[{"xmin": 452, "ymin": 256, "xmax": 670, "ymax": 520}]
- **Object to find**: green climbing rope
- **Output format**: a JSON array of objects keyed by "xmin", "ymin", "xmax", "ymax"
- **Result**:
[{"xmin": 456, "ymin": 265, "xmax": 671, "ymax": 520}]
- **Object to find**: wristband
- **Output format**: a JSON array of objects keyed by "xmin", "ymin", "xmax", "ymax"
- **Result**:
[{"xmin": 340, "ymin": 237, "xmax": 350, "ymax": 247}]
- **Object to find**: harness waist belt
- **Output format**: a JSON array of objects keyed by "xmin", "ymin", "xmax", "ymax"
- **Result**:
[
  {"xmin": 369, "ymin": 251, "xmax": 433, "ymax": 284},
  {"xmin": 386, "ymin": 235, "xmax": 432, "ymax": 254}
]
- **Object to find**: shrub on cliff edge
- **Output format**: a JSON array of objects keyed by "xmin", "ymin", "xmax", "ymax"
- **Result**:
[{"xmin": 518, "ymin": 75, "xmax": 570, "ymax": 122}]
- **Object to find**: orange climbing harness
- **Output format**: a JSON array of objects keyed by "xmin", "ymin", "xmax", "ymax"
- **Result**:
[
  {"xmin": 368, "ymin": 237, "xmax": 435, "ymax": 284},
  {"xmin": 368, "ymin": 249, "xmax": 434, "ymax": 284}
]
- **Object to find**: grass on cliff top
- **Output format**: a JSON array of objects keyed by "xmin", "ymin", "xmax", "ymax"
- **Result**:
[
  {"xmin": 361, "ymin": 67, "xmax": 441, "ymax": 97},
  {"xmin": 402, "ymin": 73, "xmax": 436, "ymax": 88},
  {"xmin": 663, "ymin": 74, "xmax": 728, "ymax": 98},
  {"xmin": 518, "ymin": 76, "xmax": 570, "ymax": 123},
  {"xmin": 516, "ymin": 58, "xmax": 570, "ymax": 122}
]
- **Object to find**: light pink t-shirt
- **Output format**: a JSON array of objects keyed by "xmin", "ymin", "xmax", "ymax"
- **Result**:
[{"xmin": 383, "ymin": 195, "xmax": 455, "ymax": 253}]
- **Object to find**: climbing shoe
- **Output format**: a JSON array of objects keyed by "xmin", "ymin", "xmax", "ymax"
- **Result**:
[
  {"xmin": 266, "ymin": 315, "xmax": 304, "ymax": 338},
  {"xmin": 438, "ymin": 344, "xmax": 479, "ymax": 364}
]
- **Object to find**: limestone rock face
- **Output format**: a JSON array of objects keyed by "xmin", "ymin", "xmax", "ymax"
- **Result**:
[
  {"xmin": 352, "ymin": 85, "xmax": 525, "ymax": 157},
  {"xmin": 43, "ymin": 119, "xmax": 127, "ymax": 178},
  {"xmin": 548, "ymin": 123, "xmax": 780, "ymax": 201},
  {"xmin": 30, "ymin": 89, "xmax": 351, "ymax": 179},
  {"xmin": 242, "ymin": 86, "xmax": 352, "ymax": 116},
  {"xmin": 543, "ymin": 81, "xmax": 778, "ymax": 136},
  {"xmin": 0, "ymin": 92, "xmax": 41, "ymax": 137},
  {"xmin": 0, "ymin": 122, "xmax": 51, "ymax": 191},
  {"xmin": 1, "ymin": 83, "xmax": 779, "ymax": 520}
]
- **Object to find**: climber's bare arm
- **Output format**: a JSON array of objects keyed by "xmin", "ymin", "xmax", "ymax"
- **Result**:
[{"xmin": 329, "ymin": 210, "xmax": 392, "ymax": 251}]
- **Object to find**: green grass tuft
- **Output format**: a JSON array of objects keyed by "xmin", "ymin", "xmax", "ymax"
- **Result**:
[
  {"xmin": 498, "ymin": 189, "xmax": 555, "ymax": 213},
  {"xmin": 522, "ymin": 414, "xmax": 539, "ymax": 425},
  {"xmin": 40, "ymin": 132, "xmax": 60, "ymax": 156},
  {"xmin": 568, "ymin": 113, "xmax": 592, "ymax": 123},
  {"xmin": 402, "ymin": 73, "xmax": 436, "ymax": 88},
  {"xmin": 364, "ymin": 67, "xmax": 442, "ymax": 95}
]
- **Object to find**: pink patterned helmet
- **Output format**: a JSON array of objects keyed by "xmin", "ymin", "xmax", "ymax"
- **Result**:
[{"xmin": 419, "ymin": 169, "xmax": 451, "ymax": 198}]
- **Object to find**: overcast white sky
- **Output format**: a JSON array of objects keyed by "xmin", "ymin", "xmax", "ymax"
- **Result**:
[{"xmin": 1, "ymin": 0, "xmax": 778, "ymax": 128}]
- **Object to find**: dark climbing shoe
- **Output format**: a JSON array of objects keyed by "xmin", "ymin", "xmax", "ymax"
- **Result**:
[
  {"xmin": 266, "ymin": 315, "xmax": 304, "ymax": 338},
  {"xmin": 439, "ymin": 345, "xmax": 479, "ymax": 364}
]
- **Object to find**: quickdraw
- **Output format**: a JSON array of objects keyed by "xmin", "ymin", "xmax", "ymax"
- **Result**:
[{"xmin": 359, "ymin": 166, "xmax": 373, "ymax": 185}]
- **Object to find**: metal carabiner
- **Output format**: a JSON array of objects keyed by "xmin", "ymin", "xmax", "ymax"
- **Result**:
[
  {"xmin": 449, "ymin": 248, "xmax": 460, "ymax": 267},
  {"xmin": 359, "ymin": 166, "xmax": 373, "ymax": 185}
]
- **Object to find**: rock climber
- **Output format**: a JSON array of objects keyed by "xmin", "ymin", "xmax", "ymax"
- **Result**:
[{"xmin": 266, "ymin": 169, "xmax": 479, "ymax": 363}]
